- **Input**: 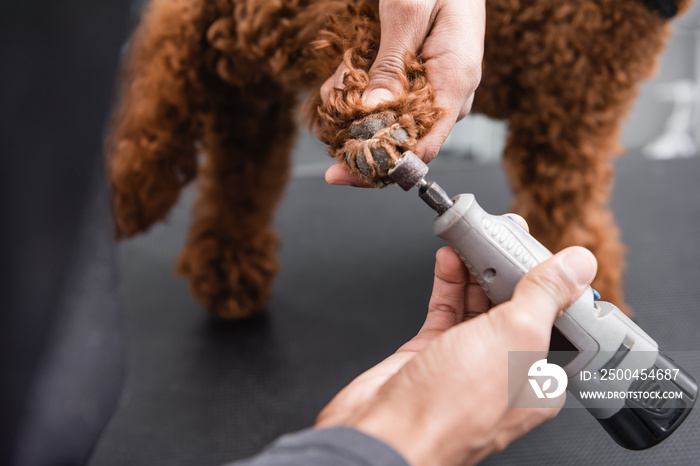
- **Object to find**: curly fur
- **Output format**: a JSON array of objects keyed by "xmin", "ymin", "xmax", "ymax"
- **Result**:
[
  {"xmin": 314, "ymin": 52, "xmax": 444, "ymax": 181},
  {"xmin": 107, "ymin": 0, "xmax": 692, "ymax": 318}
]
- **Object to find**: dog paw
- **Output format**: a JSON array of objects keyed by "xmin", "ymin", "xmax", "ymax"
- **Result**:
[
  {"xmin": 177, "ymin": 230, "xmax": 279, "ymax": 319},
  {"xmin": 341, "ymin": 112, "xmax": 417, "ymax": 183},
  {"xmin": 313, "ymin": 51, "xmax": 442, "ymax": 184},
  {"xmin": 110, "ymin": 147, "xmax": 196, "ymax": 238}
]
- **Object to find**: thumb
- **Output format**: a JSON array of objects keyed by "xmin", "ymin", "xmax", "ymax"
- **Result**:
[
  {"xmin": 363, "ymin": 0, "xmax": 434, "ymax": 107},
  {"xmin": 507, "ymin": 247, "xmax": 598, "ymax": 326}
]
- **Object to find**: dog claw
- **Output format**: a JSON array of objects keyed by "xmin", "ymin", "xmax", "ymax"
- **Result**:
[
  {"xmin": 349, "ymin": 113, "xmax": 396, "ymax": 141},
  {"xmin": 346, "ymin": 145, "xmax": 393, "ymax": 177},
  {"xmin": 389, "ymin": 127, "xmax": 408, "ymax": 144},
  {"xmin": 369, "ymin": 146, "xmax": 392, "ymax": 169}
]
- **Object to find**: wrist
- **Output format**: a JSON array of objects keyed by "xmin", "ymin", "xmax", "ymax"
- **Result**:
[{"xmin": 347, "ymin": 401, "xmax": 478, "ymax": 466}]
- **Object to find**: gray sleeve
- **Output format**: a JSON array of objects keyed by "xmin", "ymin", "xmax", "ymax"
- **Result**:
[{"xmin": 224, "ymin": 427, "xmax": 410, "ymax": 466}]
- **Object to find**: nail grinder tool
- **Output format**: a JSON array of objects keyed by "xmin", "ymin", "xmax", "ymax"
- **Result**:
[{"xmin": 388, "ymin": 150, "xmax": 697, "ymax": 450}]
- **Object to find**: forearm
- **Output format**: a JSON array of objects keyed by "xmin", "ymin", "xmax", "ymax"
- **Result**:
[{"xmin": 224, "ymin": 427, "xmax": 409, "ymax": 466}]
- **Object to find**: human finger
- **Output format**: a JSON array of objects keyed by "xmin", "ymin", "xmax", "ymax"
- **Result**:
[
  {"xmin": 320, "ymin": 63, "xmax": 350, "ymax": 104},
  {"xmin": 489, "ymin": 247, "xmax": 598, "ymax": 346},
  {"xmin": 325, "ymin": 163, "xmax": 380, "ymax": 187},
  {"xmin": 505, "ymin": 213, "xmax": 528, "ymax": 232},
  {"xmin": 415, "ymin": 0, "xmax": 485, "ymax": 160},
  {"xmin": 363, "ymin": 0, "xmax": 436, "ymax": 107},
  {"xmin": 419, "ymin": 246, "xmax": 468, "ymax": 333}
]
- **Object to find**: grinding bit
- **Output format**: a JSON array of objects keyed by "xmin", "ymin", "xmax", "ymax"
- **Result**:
[{"xmin": 387, "ymin": 150, "xmax": 429, "ymax": 191}]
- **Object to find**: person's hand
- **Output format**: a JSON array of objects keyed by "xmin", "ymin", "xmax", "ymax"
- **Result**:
[
  {"xmin": 316, "ymin": 217, "xmax": 597, "ymax": 466},
  {"xmin": 321, "ymin": 0, "xmax": 486, "ymax": 187}
]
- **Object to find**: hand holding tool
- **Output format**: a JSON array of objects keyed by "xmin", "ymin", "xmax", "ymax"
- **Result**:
[{"xmin": 388, "ymin": 150, "xmax": 697, "ymax": 450}]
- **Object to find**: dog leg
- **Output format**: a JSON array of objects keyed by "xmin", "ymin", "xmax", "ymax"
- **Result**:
[
  {"xmin": 106, "ymin": 0, "xmax": 226, "ymax": 237},
  {"xmin": 176, "ymin": 81, "xmax": 295, "ymax": 319},
  {"xmin": 501, "ymin": 114, "xmax": 630, "ymax": 315},
  {"xmin": 471, "ymin": 0, "xmax": 681, "ymax": 317}
]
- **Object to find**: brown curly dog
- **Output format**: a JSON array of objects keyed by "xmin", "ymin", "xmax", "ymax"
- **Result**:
[{"xmin": 107, "ymin": 0, "xmax": 691, "ymax": 319}]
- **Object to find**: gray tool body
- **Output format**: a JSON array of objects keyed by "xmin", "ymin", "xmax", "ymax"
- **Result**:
[{"xmin": 388, "ymin": 151, "xmax": 697, "ymax": 450}]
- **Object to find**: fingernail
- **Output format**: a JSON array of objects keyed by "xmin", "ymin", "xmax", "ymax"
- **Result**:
[
  {"xmin": 363, "ymin": 88, "xmax": 395, "ymax": 108},
  {"xmin": 558, "ymin": 248, "xmax": 596, "ymax": 286},
  {"xmin": 336, "ymin": 71, "xmax": 347, "ymax": 89},
  {"xmin": 327, "ymin": 178, "xmax": 353, "ymax": 186}
]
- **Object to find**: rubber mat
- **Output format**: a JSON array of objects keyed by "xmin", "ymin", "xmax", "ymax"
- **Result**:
[{"xmin": 89, "ymin": 155, "xmax": 700, "ymax": 466}]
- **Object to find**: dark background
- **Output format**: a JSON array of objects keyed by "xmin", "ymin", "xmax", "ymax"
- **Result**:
[{"xmin": 0, "ymin": 1, "xmax": 128, "ymax": 464}]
